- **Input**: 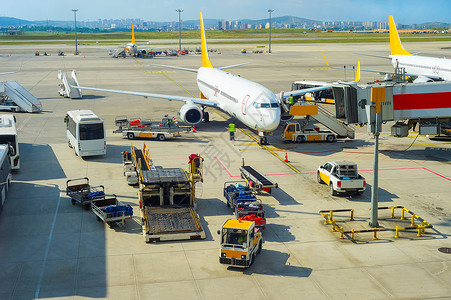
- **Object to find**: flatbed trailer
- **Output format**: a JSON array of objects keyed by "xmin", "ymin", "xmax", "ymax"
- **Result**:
[
  {"xmin": 113, "ymin": 116, "xmax": 191, "ymax": 141},
  {"xmin": 139, "ymin": 166, "xmax": 205, "ymax": 242},
  {"xmin": 91, "ymin": 196, "xmax": 133, "ymax": 227},
  {"xmin": 235, "ymin": 200, "xmax": 266, "ymax": 228},
  {"xmin": 66, "ymin": 177, "xmax": 105, "ymax": 210},
  {"xmin": 240, "ymin": 165, "xmax": 278, "ymax": 193}
]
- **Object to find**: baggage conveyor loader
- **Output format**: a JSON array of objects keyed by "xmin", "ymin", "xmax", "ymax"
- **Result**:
[{"xmin": 240, "ymin": 159, "xmax": 278, "ymax": 193}]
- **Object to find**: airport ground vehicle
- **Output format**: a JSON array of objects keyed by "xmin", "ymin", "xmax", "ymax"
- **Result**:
[
  {"xmin": 282, "ymin": 122, "xmax": 336, "ymax": 143},
  {"xmin": 121, "ymin": 150, "xmax": 138, "ymax": 185},
  {"xmin": 91, "ymin": 196, "xmax": 133, "ymax": 227},
  {"xmin": 0, "ymin": 115, "xmax": 20, "ymax": 169},
  {"xmin": 240, "ymin": 163, "xmax": 278, "ymax": 193},
  {"xmin": 65, "ymin": 110, "xmax": 106, "ymax": 157},
  {"xmin": 291, "ymin": 80, "xmax": 334, "ymax": 104},
  {"xmin": 139, "ymin": 149, "xmax": 205, "ymax": 242},
  {"xmin": 114, "ymin": 116, "xmax": 191, "ymax": 141},
  {"xmin": 66, "ymin": 177, "xmax": 105, "ymax": 209},
  {"xmin": 235, "ymin": 200, "xmax": 266, "ymax": 228},
  {"xmin": 0, "ymin": 144, "xmax": 12, "ymax": 215},
  {"xmin": 223, "ymin": 181, "xmax": 256, "ymax": 209},
  {"xmin": 317, "ymin": 161, "xmax": 366, "ymax": 196},
  {"xmin": 218, "ymin": 219, "xmax": 263, "ymax": 268}
]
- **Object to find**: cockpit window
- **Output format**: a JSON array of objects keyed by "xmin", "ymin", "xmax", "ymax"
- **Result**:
[{"xmin": 253, "ymin": 102, "xmax": 279, "ymax": 108}]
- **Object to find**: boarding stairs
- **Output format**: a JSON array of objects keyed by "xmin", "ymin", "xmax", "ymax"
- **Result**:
[
  {"xmin": 0, "ymin": 81, "xmax": 42, "ymax": 113},
  {"xmin": 111, "ymin": 47, "xmax": 126, "ymax": 58},
  {"xmin": 58, "ymin": 70, "xmax": 82, "ymax": 99},
  {"xmin": 290, "ymin": 103, "xmax": 355, "ymax": 139}
]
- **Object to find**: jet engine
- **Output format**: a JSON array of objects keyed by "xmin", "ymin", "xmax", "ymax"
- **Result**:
[
  {"xmin": 179, "ymin": 103, "xmax": 203, "ymax": 124},
  {"xmin": 413, "ymin": 75, "xmax": 434, "ymax": 83}
]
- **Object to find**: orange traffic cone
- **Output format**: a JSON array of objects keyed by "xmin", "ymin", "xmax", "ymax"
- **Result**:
[
  {"xmin": 192, "ymin": 125, "xmax": 196, "ymax": 133},
  {"xmin": 284, "ymin": 152, "xmax": 289, "ymax": 162}
]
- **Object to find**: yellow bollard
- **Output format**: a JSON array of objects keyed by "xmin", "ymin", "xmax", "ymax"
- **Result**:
[
  {"xmin": 350, "ymin": 209, "xmax": 354, "ymax": 221},
  {"xmin": 411, "ymin": 215, "xmax": 415, "ymax": 227},
  {"xmin": 339, "ymin": 227, "xmax": 344, "ymax": 239},
  {"xmin": 331, "ymin": 220, "xmax": 336, "ymax": 232},
  {"xmin": 330, "ymin": 210, "xmax": 334, "ymax": 223},
  {"xmin": 395, "ymin": 226, "xmax": 400, "ymax": 238},
  {"xmin": 401, "ymin": 208, "xmax": 406, "ymax": 220},
  {"xmin": 417, "ymin": 226, "xmax": 422, "ymax": 237},
  {"xmin": 323, "ymin": 213, "xmax": 329, "ymax": 225},
  {"xmin": 373, "ymin": 228, "xmax": 378, "ymax": 240},
  {"xmin": 391, "ymin": 207, "xmax": 395, "ymax": 219},
  {"xmin": 350, "ymin": 229, "xmax": 355, "ymax": 241}
]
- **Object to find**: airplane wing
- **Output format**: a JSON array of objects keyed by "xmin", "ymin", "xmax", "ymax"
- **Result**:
[
  {"xmin": 0, "ymin": 72, "xmax": 16, "ymax": 75},
  {"xmin": 146, "ymin": 63, "xmax": 198, "ymax": 73},
  {"xmin": 218, "ymin": 63, "xmax": 249, "ymax": 70},
  {"xmin": 76, "ymin": 85, "xmax": 221, "ymax": 108}
]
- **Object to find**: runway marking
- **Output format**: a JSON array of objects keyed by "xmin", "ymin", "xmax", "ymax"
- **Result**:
[
  {"xmin": 278, "ymin": 62, "xmax": 294, "ymax": 65},
  {"xmin": 144, "ymin": 70, "xmax": 177, "ymax": 73},
  {"xmin": 238, "ymin": 128, "xmax": 301, "ymax": 173},
  {"xmin": 35, "ymin": 189, "xmax": 62, "ymax": 299},
  {"xmin": 304, "ymin": 67, "xmax": 333, "ymax": 71}
]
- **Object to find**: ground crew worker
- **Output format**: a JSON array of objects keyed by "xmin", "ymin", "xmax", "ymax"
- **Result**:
[
  {"xmin": 288, "ymin": 96, "xmax": 294, "ymax": 106},
  {"xmin": 238, "ymin": 230, "xmax": 247, "ymax": 244},
  {"xmin": 229, "ymin": 123, "xmax": 236, "ymax": 141}
]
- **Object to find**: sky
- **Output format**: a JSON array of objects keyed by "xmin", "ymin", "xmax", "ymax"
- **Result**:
[{"xmin": 1, "ymin": 0, "xmax": 450, "ymax": 24}]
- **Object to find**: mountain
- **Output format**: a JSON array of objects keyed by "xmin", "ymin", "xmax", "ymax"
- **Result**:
[{"xmin": 0, "ymin": 17, "xmax": 31, "ymax": 26}]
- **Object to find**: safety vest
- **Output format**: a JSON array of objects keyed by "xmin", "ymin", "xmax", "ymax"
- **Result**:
[
  {"xmin": 229, "ymin": 123, "xmax": 236, "ymax": 132},
  {"xmin": 288, "ymin": 96, "xmax": 294, "ymax": 104}
]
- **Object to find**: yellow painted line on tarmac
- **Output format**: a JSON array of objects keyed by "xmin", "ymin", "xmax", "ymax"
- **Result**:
[
  {"xmin": 278, "ymin": 62, "xmax": 294, "ymax": 65},
  {"xmin": 144, "ymin": 70, "xmax": 176, "ymax": 73},
  {"xmin": 239, "ymin": 148, "xmax": 266, "ymax": 151},
  {"xmin": 304, "ymin": 67, "xmax": 333, "ymax": 71},
  {"xmin": 238, "ymin": 128, "xmax": 301, "ymax": 173}
]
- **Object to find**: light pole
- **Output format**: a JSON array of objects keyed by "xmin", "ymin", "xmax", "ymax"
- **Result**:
[
  {"xmin": 72, "ymin": 9, "xmax": 79, "ymax": 55},
  {"xmin": 176, "ymin": 9, "xmax": 183, "ymax": 52},
  {"xmin": 268, "ymin": 9, "xmax": 274, "ymax": 53}
]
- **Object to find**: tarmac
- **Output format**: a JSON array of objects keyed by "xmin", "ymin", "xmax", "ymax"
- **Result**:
[{"xmin": 0, "ymin": 40, "xmax": 450, "ymax": 300}]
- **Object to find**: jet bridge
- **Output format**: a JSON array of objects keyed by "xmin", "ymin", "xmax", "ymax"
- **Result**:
[
  {"xmin": 58, "ymin": 70, "xmax": 82, "ymax": 99},
  {"xmin": 0, "ymin": 81, "xmax": 42, "ymax": 113}
]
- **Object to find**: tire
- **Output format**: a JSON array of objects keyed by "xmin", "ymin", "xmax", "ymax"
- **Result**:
[
  {"xmin": 71, "ymin": 199, "xmax": 76, "ymax": 205},
  {"xmin": 203, "ymin": 111, "xmax": 210, "ymax": 122},
  {"xmin": 257, "ymin": 241, "xmax": 262, "ymax": 254},
  {"xmin": 67, "ymin": 140, "xmax": 72, "ymax": 148},
  {"xmin": 317, "ymin": 172, "xmax": 323, "ymax": 184},
  {"xmin": 330, "ymin": 184, "xmax": 337, "ymax": 196},
  {"xmin": 295, "ymin": 135, "xmax": 303, "ymax": 143},
  {"xmin": 127, "ymin": 132, "xmax": 135, "ymax": 140},
  {"xmin": 96, "ymin": 216, "xmax": 101, "ymax": 222},
  {"xmin": 249, "ymin": 253, "xmax": 255, "ymax": 266},
  {"xmin": 157, "ymin": 134, "xmax": 165, "ymax": 141},
  {"xmin": 326, "ymin": 135, "xmax": 336, "ymax": 143}
]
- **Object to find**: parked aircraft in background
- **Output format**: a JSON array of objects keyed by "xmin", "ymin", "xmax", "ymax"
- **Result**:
[
  {"xmin": 109, "ymin": 24, "xmax": 149, "ymax": 58},
  {"xmin": 325, "ymin": 16, "xmax": 451, "ymax": 82}
]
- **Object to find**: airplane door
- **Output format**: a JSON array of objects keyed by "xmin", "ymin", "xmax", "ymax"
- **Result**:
[{"xmin": 241, "ymin": 95, "xmax": 250, "ymax": 115}]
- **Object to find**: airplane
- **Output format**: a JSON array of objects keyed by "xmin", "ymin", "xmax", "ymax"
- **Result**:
[
  {"xmin": 324, "ymin": 16, "xmax": 451, "ymax": 82},
  {"xmin": 77, "ymin": 12, "xmax": 286, "ymax": 144},
  {"xmin": 109, "ymin": 24, "xmax": 148, "ymax": 58}
]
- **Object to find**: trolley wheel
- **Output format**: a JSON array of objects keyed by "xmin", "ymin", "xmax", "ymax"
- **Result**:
[
  {"xmin": 127, "ymin": 132, "xmax": 135, "ymax": 140},
  {"xmin": 330, "ymin": 184, "xmax": 337, "ymax": 196},
  {"xmin": 157, "ymin": 134, "xmax": 165, "ymax": 141},
  {"xmin": 317, "ymin": 172, "xmax": 323, "ymax": 184},
  {"xmin": 326, "ymin": 135, "xmax": 336, "ymax": 143},
  {"xmin": 71, "ymin": 199, "xmax": 76, "ymax": 205},
  {"xmin": 96, "ymin": 216, "xmax": 101, "ymax": 222}
]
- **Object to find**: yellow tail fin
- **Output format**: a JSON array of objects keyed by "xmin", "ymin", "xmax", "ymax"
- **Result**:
[
  {"xmin": 200, "ymin": 12, "xmax": 213, "ymax": 68},
  {"xmin": 355, "ymin": 61, "xmax": 360, "ymax": 83},
  {"xmin": 131, "ymin": 24, "xmax": 135, "ymax": 44},
  {"xmin": 389, "ymin": 16, "xmax": 411, "ymax": 56}
]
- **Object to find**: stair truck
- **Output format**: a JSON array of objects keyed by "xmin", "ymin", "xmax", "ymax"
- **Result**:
[
  {"xmin": 139, "ymin": 149, "xmax": 205, "ymax": 242},
  {"xmin": 282, "ymin": 121, "xmax": 336, "ymax": 143},
  {"xmin": 218, "ymin": 219, "xmax": 263, "ymax": 268},
  {"xmin": 317, "ymin": 161, "xmax": 366, "ymax": 196}
]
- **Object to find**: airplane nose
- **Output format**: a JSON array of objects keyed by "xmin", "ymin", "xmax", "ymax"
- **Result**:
[{"xmin": 264, "ymin": 109, "xmax": 280, "ymax": 131}]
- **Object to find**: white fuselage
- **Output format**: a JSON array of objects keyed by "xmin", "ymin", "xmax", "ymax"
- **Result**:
[
  {"xmin": 391, "ymin": 55, "xmax": 451, "ymax": 81},
  {"xmin": 196, "ymin": 67, "xmax": 280, "ymax": 132},
  {"xmin": 125, "ymin": 43, "xmax": 138, "ymax": 55}
]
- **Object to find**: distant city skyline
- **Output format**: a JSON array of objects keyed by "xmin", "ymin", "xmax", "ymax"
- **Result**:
[{"xmin": 0, "ymin": 0, "xmax": 450, "ymax": 24}]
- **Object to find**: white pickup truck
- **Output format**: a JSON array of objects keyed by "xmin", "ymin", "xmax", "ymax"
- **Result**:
[{"xmin": 317, "ymin": 161, "xmax": 366, "ymax": 196}]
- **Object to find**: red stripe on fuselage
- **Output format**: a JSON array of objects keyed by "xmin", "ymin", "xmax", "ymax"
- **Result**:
[{"xmin": 393, "ymin": 92, "xmax": 451, "ymax": 110}]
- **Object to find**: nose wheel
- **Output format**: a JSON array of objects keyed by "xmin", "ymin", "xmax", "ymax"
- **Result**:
[{"xmin": 259, "ymin": 136, "xmax": 269, "ymax": 145}]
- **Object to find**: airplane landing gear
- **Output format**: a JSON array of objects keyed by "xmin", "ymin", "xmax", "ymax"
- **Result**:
[
  {"xmin": 260, "ymin": 136, "xmax": 269, "ymax": 145},
  {"xmin": 203, "ymin": 111, "xmax": 210, "ymax": 122}
]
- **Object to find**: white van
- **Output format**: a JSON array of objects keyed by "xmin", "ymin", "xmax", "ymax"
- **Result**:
[
  {"xmin": 0, "ymin": 114, "xmax": 20, "ymax": 169},
  {"xmin": 65, "ymin": 110, "xmax": 106, "ymax": 157}
]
